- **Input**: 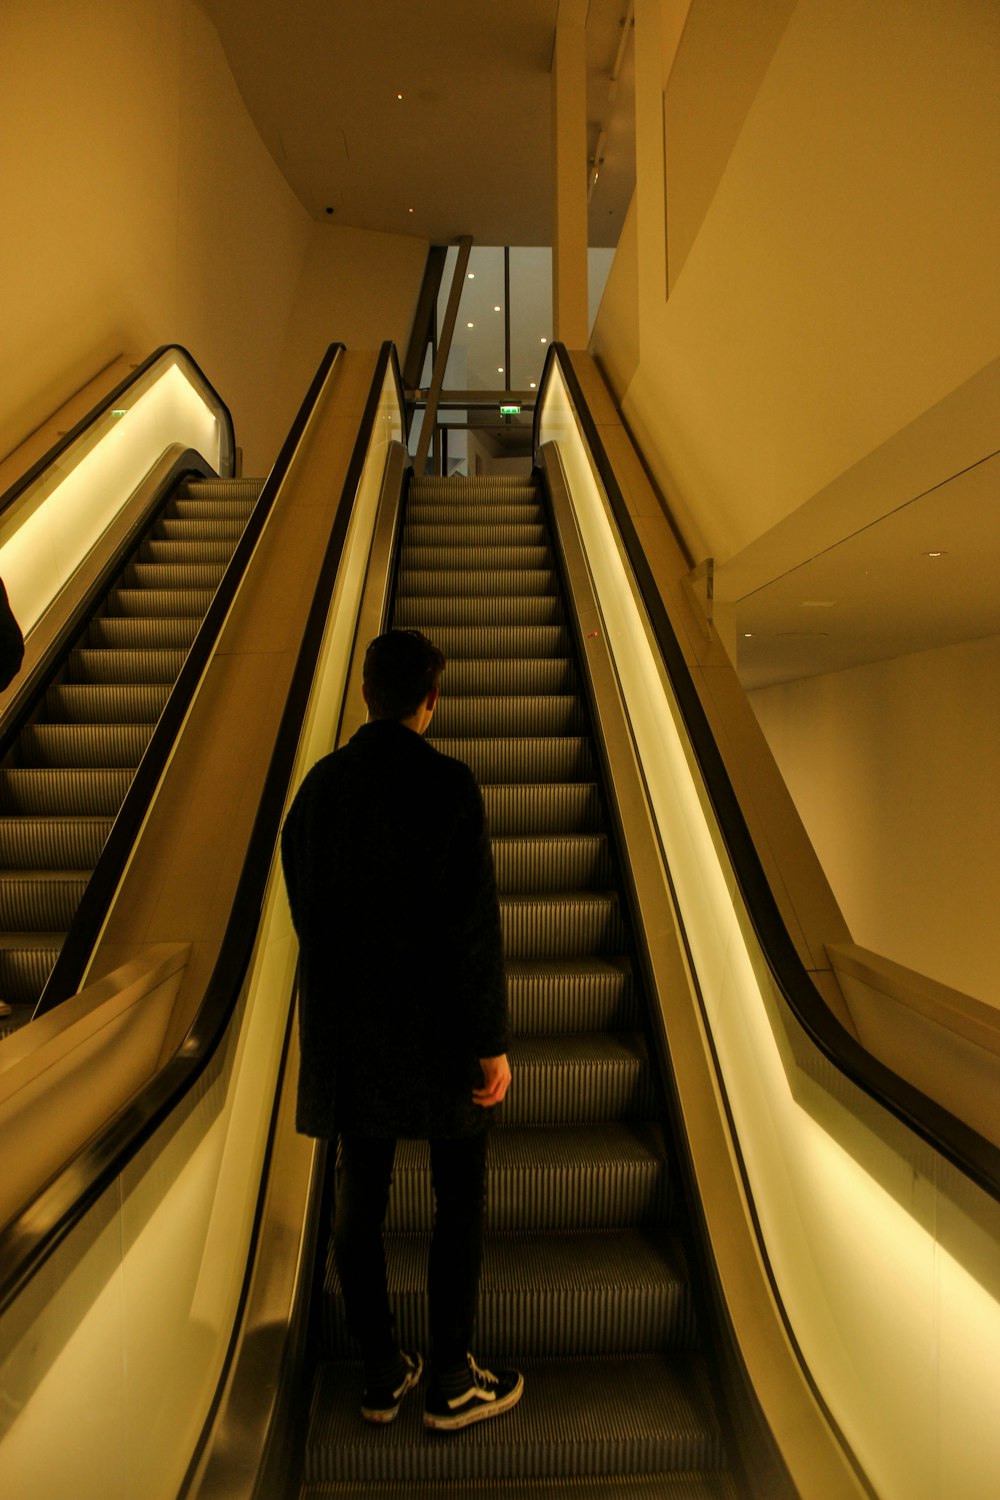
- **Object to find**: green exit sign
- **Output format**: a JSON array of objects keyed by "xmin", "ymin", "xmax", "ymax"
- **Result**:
[{"xmin": 499, "ymin": 404, "xmax": 521, "ymax": 416}]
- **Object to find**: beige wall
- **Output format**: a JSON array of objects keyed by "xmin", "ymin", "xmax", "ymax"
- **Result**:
[
  {"xmin": 595, "ymin": 0, "xmax": 1000, "ymax": 570},
  {"xmin": 750, "ymin": 635, "xmax": 1000, "ymax": 1010},
  {"xmin": 1, "ymin": 0, "xmax": 428, "ymax": 479},
  {"xmin": 590, "ymin": 0, "xmax": 1000, "ymax": 997}
]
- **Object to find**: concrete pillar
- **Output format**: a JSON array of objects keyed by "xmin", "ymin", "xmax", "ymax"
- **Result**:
[{"xmin": 551, "ymin": 0, "xmax": 590, "ymax": 348}]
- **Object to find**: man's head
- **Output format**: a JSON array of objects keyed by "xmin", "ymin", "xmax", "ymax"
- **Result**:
[{"xmin": 362, "ymin": 629, "xmax": 446, "ymax": 723}]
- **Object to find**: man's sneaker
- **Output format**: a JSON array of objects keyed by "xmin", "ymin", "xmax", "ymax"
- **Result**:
[
  {"xmin": 423, "ymin": 1353, "xmax": 524, "ymax": 1431},
  {"xmin": 361, "ymin": 1349, "xmax": 423, "ymax": 1423},
  {"xmin": 0, "ymin": 1000, "xmax": 11, "ymax": 1018}
]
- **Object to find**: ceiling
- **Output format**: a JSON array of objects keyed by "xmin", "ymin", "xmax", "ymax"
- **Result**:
[{"xmin": 199, "ymin": 0, "xmax": 636, "ymax": 247}]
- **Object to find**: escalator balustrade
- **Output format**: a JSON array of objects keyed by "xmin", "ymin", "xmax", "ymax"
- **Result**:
[
  {"xmin": 298, "ymin": 474, "xmax": 738, "ymax": 1497},
  {"xmin": 0, "ymin": 476, "xmax": 263, "ymax": 1035}
]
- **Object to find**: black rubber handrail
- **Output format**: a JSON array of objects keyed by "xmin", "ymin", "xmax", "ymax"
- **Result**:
[
  {"xmin": 535, "ymin": 342, "xmax": 1000, "ymax": 1203},
  {"xmin": 0, "ymin": 345, "xmax": 236, "ymax": 521},
  {"xmin": 0, "ymin": 342, "xmax": 403, "ymax": 1313},
  {"xmin": 37, "ymin": 343, "xmax": 345, "ymax": 1013}
]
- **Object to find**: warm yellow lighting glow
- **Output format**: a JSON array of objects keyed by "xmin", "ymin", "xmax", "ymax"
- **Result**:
[{"xmin": 0, "ymin": 355, "xmax": 223, "ymax": 637}]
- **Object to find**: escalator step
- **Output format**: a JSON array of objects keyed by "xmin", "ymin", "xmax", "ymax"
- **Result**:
[
  {"xmin": 106, "ymin": 588, "xmax": 215, "ymax": 618},
  {"xmin": 303, "ymin": 1353, "xmax": 726, "ymax": 1484},
  {"xmin": 398, "ymin": 569, "xmax": 557, "ymax": 599},
  {"xmin": 393, "ymin": 615, "xmax": 569, "ymax": 647},
  {"xmin": 0, "ymin": 871, "xmax": 90, "ymax": 929},
  {"xmin": 492, "ymin": 835, "xmax": 614, "ymax": 894},
  {"xmin": 86, "ymin": 616, "xmax": 200, "ymax": 649},
  {"xmin": 0, "ymin": 768, "xmax": 133, "ymax": 816},
  {"xmin": 139, "ymin": 538, "xmax": 236, "ymax": 565},
  {"xmin": 66, "ymin": 648, "xmax": 188, "ymax": 684},
  {"xmin": 123, "ymin": 562, "xmax": 225, "ymax": 590},
  {"xmin": 45, "ymin": 683, "xmax": 170, "ymax": 724},
  {"xmin": 321, "ymin": 1229, "xmax": 696, "ymax": 1359},
  {"xmin": 501, "ymin": 892, "xmax": 626, "ymax": 958},
  {"xmin": 300, "ymin": 1475, "xmax": 739, "ymax": 1499},
  {"xmin": 386, "ymin": 1124, "xmax": 671, "ymax": 1233},
  {"xmin": 175, "ymin": 477, "xmax": 263, "ymax": 502},
  {"xmin": 482, "ymin": 784, "xmax": 603, "ymax": 836},
  {"xmin": 503, "ymin": 1033, "xmax": 654, "ymax": 1125},
  {"xmin": 408, "ymin": 503, "xmax": 544, "ymax": 528},
  {"xmin": 444, "ymin": 658, "xmax": 577, "ymax": 696},
  {"xmin": 428, "ymin": 738, "xmax": 594, "ymax": 784},
  {"xmin": 168, "ymin": 497, "xmax": 256, "ymax": 521},
  {"xmin": 401, "ymin": 545, "xmax": 552, "ymax": 573},
  {"xmin": 410, "ymin": 478, "xmax": 537, "ymax": 498},
  {"xmin": 0, "ymin": 816, "xmax": 111, "ymax": 868},
  {"xmin": 433, "ymin": 695, "xmax": 586, "ymax": 738},
  {"xmin": 17, "ymin": 723, "xmax": 152, "ymax": 768},
  {"xmin": 505, "ymin": 959, "xmax": 639, "ymax": 1034},
  {"xmin": 406, "ymin": 522, "xmax": 547, "ymax": 546},
  {"xmin": 155, "ymin": 515, "xmax": 248, "ymax": 541},
  {"xmin": 0, "ymin": 935, "xmax": 64, "ymax": 1007}
]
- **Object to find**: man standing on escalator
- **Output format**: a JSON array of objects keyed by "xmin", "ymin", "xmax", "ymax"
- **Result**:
[{"xmin": 281, "ymin": 627, "xmax": 524, "ymax": 1431}]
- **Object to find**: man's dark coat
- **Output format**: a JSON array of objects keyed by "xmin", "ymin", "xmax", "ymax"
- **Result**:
[{"xmin": 281, "ymin": 719, "xmax": 509, "ymax": 1139}]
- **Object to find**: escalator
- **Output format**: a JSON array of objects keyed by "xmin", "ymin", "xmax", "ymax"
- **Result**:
[
  {"xmin": 297, "ymin": 474, "xmax": 738, "ymax": 1496},
  {"xmin": 0, "ymin": 474, "xmax": 263, "ymax": 1033}
]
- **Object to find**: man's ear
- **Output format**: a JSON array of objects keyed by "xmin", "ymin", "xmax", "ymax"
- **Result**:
[
  {"xmin": 361, "ymin": 683, "xmax": 370, "ymax": 707},
  {"xmin": 425, "ymin": 685, "xmax": 440, "ymax": 712}
]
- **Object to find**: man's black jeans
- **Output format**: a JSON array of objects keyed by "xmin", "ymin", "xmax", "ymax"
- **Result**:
[{"xmin": 334, "ymin": 1132, "xmax": 488, "ymax": 1374}]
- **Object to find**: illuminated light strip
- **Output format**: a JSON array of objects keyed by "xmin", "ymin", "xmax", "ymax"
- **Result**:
[{"xmin": 0, "ymin": 357, "xmax": 223, "ymax": 636}]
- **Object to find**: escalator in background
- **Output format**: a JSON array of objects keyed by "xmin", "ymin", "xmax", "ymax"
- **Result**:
[
  {"xmin": 297, "ymin": 474, "xmax": 739, "ymax": 1497},
  {"xmin": 0, "ymin": 474, "xmax": 263, "ymax": 1033}
]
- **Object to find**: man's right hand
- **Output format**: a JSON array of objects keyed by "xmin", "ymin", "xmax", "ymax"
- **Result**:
[{"xmin": 473, "ymin": 1053, "xmax": 511, "ymax": 1107}]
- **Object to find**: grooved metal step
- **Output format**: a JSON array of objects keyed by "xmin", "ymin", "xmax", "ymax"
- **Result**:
[
  {"xmin": 0, "ymin": 817, "xmax": 111, "ymax": 868},
  {"xmin": 396, "ymin": 618, "xmax": 569, "ymax": 650},
  {"xmin": 398, "ymin": 568, "xmax": 557, "ymax": 598},
  {"xmin": 66, "ymin": 649, "xmax": 188, "ymax": 684},
  {"xmin": 123, "ymin": 561, "xmax": 226, "ymax": 590},
  {"xmin": 428, "ymin": 738, "xmax": 594, "ymax": 784},
  {"xmin": 407, "ymin": 524, "xmax": 548, "ymax": 548},
  {"xmin": 85, "ymin": 616, "xmax": 200, "ymax": 649},
  {"xmin": 45, "ymin": 683, "xmax": 170, "ymax": 723},
  {"xmin": 407, "ymin": 503, "xmax": 544, "ymax": 528},
  {"xmin": 434, "ymin": 695, "xmax": 586, "ymax": 738},
  {"xmin": 0, "ymin": 871, "xmax": 90, "ymax": 929},
  {"xmin": 502, "ymin": 1034, "xmax": 655, "ymax": 1124},
  {"xmin": 300, "ymin": 1477, "xmax": 738, "ymax": 1499},
  {"xmin": 105, "ymin": 588, "xmax": 215, "ymax": 618},
  {"xmin": 0, "ymin": 935, "xmax": 64, "ymax": 1008},
  {"xmin": 0, "ymin": 769, "xmax": 133, "ymax": 815},
  {"xmin": 401, "ymin": 545, "xmax": 552, "ymax": 574},
  {"xmin": 492, "ymin": 835, "xmax": 614, "ymax": 894},
  {"xmin": 505, "ymin": 959, "xmax": 639, "ymax": 1034},
  {"xmin": 139, "ymin": 538, "xmax": 237, "ymax": 565},
  {"xmin": 303, "ymin": 1354, "xmax": 726, "ymax": 1485},
  {"xmin": 156, "ymin": 517, "xmax": 249, "ymax": 541},
  {"xmin": 17, "ymin": 723, "xmax": 153, "ymax": 768},
  {"xmin": 443, "ymin": 659, "xmax": 577, "ymax": 696},
  {"xmin": 483, "ymin": 784, "xmax": 603, "ymax": 836},
  {"xmin": 321, "ymin": 1229, "xmax": 696, "ymax": 1358},
  {"xmin": 384, "ymin": 1125, "xmax": 672, "ymax": 1234},
  {"xmin": 501, "ymin": 892, "xmax": 626, "ymax": 959}
]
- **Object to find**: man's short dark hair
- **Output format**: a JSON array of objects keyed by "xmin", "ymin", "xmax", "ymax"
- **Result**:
[{"xmin": 363, "ymin": 629, "xmax": 446, "ymax": 721}]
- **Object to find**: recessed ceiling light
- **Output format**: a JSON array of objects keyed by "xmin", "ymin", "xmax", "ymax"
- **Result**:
[
  {"xmin": 494, "ymin": 305, "xmax": 501, "ymax": 312},
  {"xmin": 498, "ymin": 366, "xmax": 504, "ymax": 373},
  {"xmin": 467, "ymin": 272, "xmax": 475, "ymax": 279},
  {"xmin": 529, "ymin": 382, "xmax": 536, "ymax": 389},
  {"xmin": 467, "ymin": 321, "xmax": 474, "ymax": 328},
  {"xmin": 743, "ymin": 633, "xmax": 753, "ymax": 639},
  {"xmin": 396, "ymin": 92, "xmax": 403, "ymax": 100},
  {"xmin": 925, "ymin": 550, "xmax": 947, "ymax": 558},
  {"xmin": 540, "ymin": 337, "xmax": 547, "ymax": 344}
]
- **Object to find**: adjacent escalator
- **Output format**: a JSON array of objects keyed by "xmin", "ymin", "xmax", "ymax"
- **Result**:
[
  {"xmin": 0, "ymin": 474, "xmax": 263, "ymax": 1034},
  {"xmin": 297, "ymin": 473, "xmax": 739, "ymax": 1496}
]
